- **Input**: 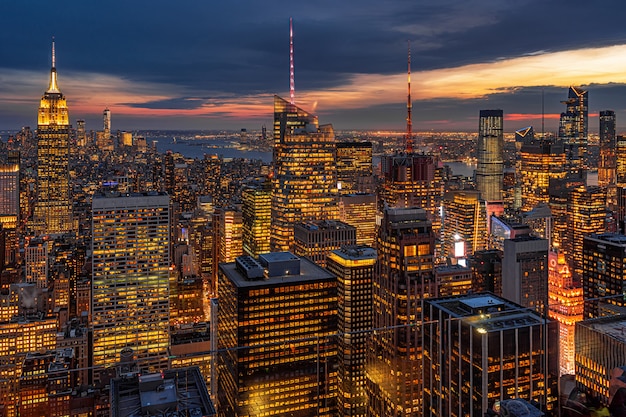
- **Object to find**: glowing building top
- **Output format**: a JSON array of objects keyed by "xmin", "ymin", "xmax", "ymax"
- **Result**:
[{"xmin": 38, "ymin": 38, "xmax": 69, "ymax": 127}]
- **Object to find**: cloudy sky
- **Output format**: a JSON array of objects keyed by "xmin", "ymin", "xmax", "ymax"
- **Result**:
[{"xmin": 2, "ymin": 1, "xmax": 626, "ymax": 132}]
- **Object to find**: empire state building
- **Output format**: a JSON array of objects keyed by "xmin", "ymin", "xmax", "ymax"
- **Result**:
[{"xmin": 33, "ymin": 39, "xmax": 72, "ymax": 234}]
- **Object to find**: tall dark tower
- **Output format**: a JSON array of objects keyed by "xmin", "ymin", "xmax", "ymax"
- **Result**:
[
  {"xmin": 598, "ymin": 110, "xmax": 616, "ymax": 187},
  {"xmin": 476, "ymin": 110, "xmax": 504, "ymax": 202},
  {"xmin": 33, "ymin": 38, "xmax": 72, "ymax": 234},
  {"xmin": 559, "ymin": 86, "xmax": 588, "ymax": 171}
]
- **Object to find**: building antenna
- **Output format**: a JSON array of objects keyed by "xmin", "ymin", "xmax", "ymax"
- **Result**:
[
  {"xmin": 289, "ymin": 18, "xmax": 295, "ymax": 105},
  {"xmin": 405, "ymin": 40, "xmax": 413, "ymax": 153},
  {"xmin": 51, "ymin": 36, "xmax": 56, "ymax": 69},
  {"xmin": 541, "ymin": 87, "xmax": 545, "ymax": 139}
]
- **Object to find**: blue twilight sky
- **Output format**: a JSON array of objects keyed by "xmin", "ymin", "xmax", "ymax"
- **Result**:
[{"xmin": 2, "ymin": 0, "xmax": 626, "ymax": 132}]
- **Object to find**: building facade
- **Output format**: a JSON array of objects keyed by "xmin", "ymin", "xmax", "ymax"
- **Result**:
[
  {"xmin": 476, "ymin": 109, "xmax": 504, "ymax": 202},
  {"xmin": 91, "ymin": 193, "xmax": 170, "ymax": 383}
]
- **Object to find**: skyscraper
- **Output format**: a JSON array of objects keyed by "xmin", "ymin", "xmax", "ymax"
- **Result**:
[
  {"xmin": 217, "ymin": 252, "xmax": 338, "ymax": 416},
  {"xmin": 598, "ymin": 110, "xmax": 616, "ymax": 187},
  {"xmin": 33, "ymin": 39, "xmax": 72, "ymax": 234},
  {"xmin": 271, "ymin": 96, "xmax": 338, "ymax": 252},
  {"xmin": 326, "ymin": 246, "xmax": 376, "ymax": 417},
  {"xmin": 423, "ymin": 293, "xmax": 558, "ymax": 416},
  {"xmin": 502, "ymin": 235, "xmax": 549, "ymax": 315},
  {"xmin": 568, "ymin": 186, "xmax": 606, "ymax": 281},
  {"xmin": 91, "ymin": 192, "xmax": 170, "ymax": 383},
  {"xmin": 293, "ymin": 220, "xmax": 356, "ymax": 268},
  {"xmin": 336, "ymin": 141, "xmax": 374, "ymax": 194},
  {"xmin": 582, "ymin": 233, "xmax": 626, "ymax": 319},
  {"xmin": 441, "ymin": 190, "xmax": 488, "ymax": 259},
  {"xmin": 519, "ymin": 138, "xmax": 567, "ymax": 212},
  {"xmin": 476, "ymin": 110, "xmax": 504, "ymax": 202},
  {"xmin": 559, "ymin": 86, "xmax": 588, "ymax": 171},
  {"xmin": 103, "ymin": 107, "xmax": 111, "ymax": 137},
  {"xmin": 241, "ymin": 178, "xmax": 272, "ymax": 257},
  {"xmin": 367, "ymin": 207, "xmax": 435, "ymax": 416}
]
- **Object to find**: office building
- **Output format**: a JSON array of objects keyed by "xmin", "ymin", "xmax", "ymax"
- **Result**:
[
  {"xmin": 33, "ymin": 39, "xmax": 72, "ymax": 234},
  {"xmin": 110, "ymin": 367, "xmax": 216, "ymax": 417},
  {"xmin": 433, "ymin": 264, "xmax": 473, "ymax": 296},
  {"xmin": 379, "ymin": 153, "xmax": 443, "ymax": 240},
  {"xmin": 599, "ymin": 110, "xmax": 617, "ymax": 187},
  {"xmin": 0, "ymin": 157, "xmax": 19, "ymax": 228},
  {"xmin": 75, "ymin": 119, "xmax": 86, "ymax": 147},
  {"xmin": 469, "ymin": 249, "xmax": 503, "ymax": 295},
  {"xmin": 575, "ymin": 316, "xmax": 626, "ymax": 406},
  {"xmin": 241, "ymin": 178, "xmax": 272, "ymax": 257},
  {"xmin": 217, "ymin": 252, "xmax": 338, "ymax": 416},
  {"xmin": 271, "ymin": 96, "xmax": 338, "ymax": 252},
  {"xmin": 547, "ymin": 250, "xmax": 583, "ymax": 376},
  {"xmin": 91, "ymin": 192, "xmax": 170, "ymax": 384},
  {"xmin": 582, "ymin": 233, "xmax": 626, "ymax": 319},
  {"xmin": 217, "ymin": 206, "xmax": 243, "ymax": 265},
  {"xmin": 24, "ymin": 238, "xmax": 48, "ymax": 289},
  {"xmin": 326, "ymin": 246, "xmax": 376, "ymax": 417},
  {"xmin": 442, "ymin": 190, "xmax": 488, "ymax": 259},
  {"xmin": 423, "ymin": 293, "xmax": 558, "ymax": 416},
  {"xmin": 502, "ymin": 235, "xmax": 549, "ymax": 315},
  {"xmin": 476, "ymin": 110, "xmax": 504, "ymax": 202},
  {"xmin": 293, "ymin": 220, "xmax": 356, "ymax": 268},
  {"xmin": 519, "ymin": 139, "xmax": 567, "ymax": 212},
  {"xmin": 367, "ymin": 207, "xmax": 435, "ymax": 416},
  {"xmin": 568, "ymin": 186, "xmax": 606, "ymax": 281},
  {"xmin": 103, "ymin": 107, "xmax": 111, "ymax": 137},
  {"xmin": 336, "ymin": 141, "xmax": 374, "ymax": 194},
  {"xmin": 559, "ymin": 86, "xmax": 588, "ymax": 170},
  {"xmin": 338, "ymin": 193, "xmax": 377, "ymax": 247}
]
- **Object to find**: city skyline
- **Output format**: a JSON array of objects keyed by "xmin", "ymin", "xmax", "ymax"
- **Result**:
[{"xmin": 2, "ymin": 1, "xmax": 626, "ymax": 132}]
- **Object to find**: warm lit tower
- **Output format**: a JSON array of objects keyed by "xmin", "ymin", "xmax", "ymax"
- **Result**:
[
  {"xmin": 559, "ymin": 86, "xmax": 588, "ymax": 171},
  {"xmin": 519, "ymin": 137, "xmax": 567, "ymax": 212},
  {"xmin": 103, "ymin": 107, "xmax": 111, "ymax": 137},
  {"xmin": 476, "ymin": 110, "xmax": 504, "ymax": 202},
  {"xmin": 598, "ymin": 110, "xmax": 616, "ymax": 187},
  {"xmin": 91, "ymin": 193, "xmax": 170, "ymax": 384},
  {"xmin": 33, "ymin": 38, "xmax": 72, "ymax": 234}
]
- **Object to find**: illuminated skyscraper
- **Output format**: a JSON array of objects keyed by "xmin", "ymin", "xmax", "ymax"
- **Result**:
[
  {"xmin": 547, "ymin": 250, "xmax": 583, "ymax": 376},
  {"xmin": 271, "ymin": 96, "xmax": 338, "ymax": 252},
  {"xmin": 293, "ymin": 220, "xmax": 356, "ymax": 268},
  {"xmin": 24, "ymin": 238, "xmax": 48, "ymax": 289},
  {"xmin": 326, "ymin": 246, "xmax": 376, "ymax": 417},
  {"xmin": 91, "ymin": 193, "xmax": 170, "ymax": 384},
  {"xmin": 367, "ymin": 207, "xmax": 435, "ymax": 416},
  {"xmin": 423, "ymin": 293, "xmax": 558, "ymax": 416},
  {"xmin": 519, "ymin": 138, "xmax": 567, "ymax": 212},
  {"xmin": 476, "ymin": 110, "xmax": 504, "ymax": 202},
  {"xmin": 441, "ymin": 190, "xmax": 487, "ymax": 259},
  {"xmin": 336, "ymin": 141, "xmax": 374, "ymax": 194},
  {"xmin": 568, "ymin": 186, "xmax": 606, "ymax": 281},
  {"xmin": 103, "ymin": 107, "xmax": 111, "ymax": 137},
  {"xmin": 241, "ymin": 178, "xmax": 272, "ymax": 257},
  {"xmin": 582, "ymin": 233, "xmax": 626, "ymax": 319},
  {"xmin": 75, "ymin": 119, "xmax": 86, "ymax": 147},
  {"xmin": 33, "ymin": 39, "xmax": 72, "ymax": 234},
  {"xmin": 598, "ymin": 110, "xmax": 616, "ymax": 187},
  {"xmin": 338, "ymin": 193, "xmax": 377, "ymax": 247},
  {"xmin": 217, "ymin": 206, "xmax": 243, "ymax": 264},
  {"xmin": 217, "ymin": 252, "xmax": 337, "ymax": 416},
  {"xmin": 559, "ymin": 86, "xmax": 588, "ymax": 171}
]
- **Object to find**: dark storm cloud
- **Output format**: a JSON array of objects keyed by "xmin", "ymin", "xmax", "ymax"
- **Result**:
[{"xmin": 124, "ymin": 97, "xmax": 206, "ymax": 110}]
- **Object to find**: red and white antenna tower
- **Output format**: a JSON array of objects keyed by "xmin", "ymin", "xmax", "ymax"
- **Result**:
[
  {"xmin": 289, "ymin": 18, "xmax": 295, "ymax": 105},
  {"xmin": 405, "ymin": 40, "xmax": 413, "ymax": 153}
]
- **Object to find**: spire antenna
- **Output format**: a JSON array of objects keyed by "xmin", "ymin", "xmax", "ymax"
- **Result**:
[
  {"xmin": 289, "ymin": 18, "xmax": 295, "ymax": 105},
  {"xmin": 405, "ymin": 40, "xmax": 413, "ymax": 153},
  {"xmin": 51, "ymin": 36, "xmax": 56, "ymax": 69}
]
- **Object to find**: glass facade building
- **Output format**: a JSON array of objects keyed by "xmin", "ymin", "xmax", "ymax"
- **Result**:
[{"xmin": 476, "ymin": 109, "xmax": 504, "ymax": 202}]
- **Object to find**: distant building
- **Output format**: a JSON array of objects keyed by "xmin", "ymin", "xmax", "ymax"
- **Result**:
[
  {"xmin": 293, "ymin": 220, "xmax": 356, "ymax": 268},
  {"xmin": 326, "ymin": 246, "xmax": 376, "ymax": 417},
  {"xmin": 476, "ymin": 109, "xmax": 504, "ymax": 202},
  {"xmin": 423, "ymin": 293, "xmax": 558, "ymax": 416},
  {"xmin": 33, "ymin": 39, "xmax": 72, "ymax": 234},
  {"xmin": 110, "ymin": 367, "xmax": 216, "ymax": 417},
  {"xmin": 241, "ymin": 178, "xmax": 272, "ymax": 257},
  {"xmin": 598, "ymin": 110, "xmax": 617, "ymax": 187},
  {"xmin": 336, "ymin": 141, "xmax": 374, "ymax": 194},
  {"xmin": 434, "ymin": 264, "xmax": 473, "ymax": 297},
  {"xmin": 338, "ymin": 193, "xmax": 377, "ymax": 247},
  {"xmin": 469, "ymin": 249, "xmax": 503, "ymax": 295},
  {"xmin": 519, "ymin": 139, "xmax": 567, "ymax": 213},
  {"xmin": 559, "ymin": 86, "xmax": 588, "ymax": 171},
  {"xmin": 442, "ymin": 190, "xmax": 487, "ymax": 259},
  {"xmin": 217, "ymin": 252, "xmax": 338, "ymax": 416}
]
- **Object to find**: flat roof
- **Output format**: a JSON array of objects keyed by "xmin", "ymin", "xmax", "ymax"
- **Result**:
[
  {"xmin": 221, "ymin": 255, "xmax": 335, "ymax": 289},
  {"xmin": 579, "ymin": 316, "xmax": 626, "ymax": 344}
]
